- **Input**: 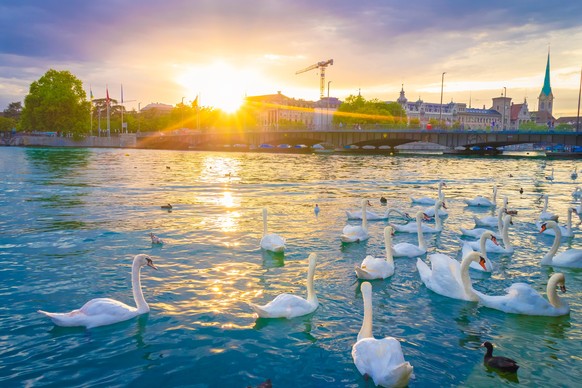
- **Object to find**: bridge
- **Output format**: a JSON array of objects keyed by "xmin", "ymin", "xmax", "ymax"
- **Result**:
[{"xmin": 170, "ymin": 128, "xmax": 582, "ymax": 152}]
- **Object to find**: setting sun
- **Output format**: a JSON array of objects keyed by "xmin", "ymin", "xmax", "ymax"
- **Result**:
[{"xmin": 176, "ymin": 61, "xmax": 262, "ymax": 113}]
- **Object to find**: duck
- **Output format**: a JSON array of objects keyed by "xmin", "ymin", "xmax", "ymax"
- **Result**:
[
  {"xmin": 249, "ymin": 253, "xmax": 318, "ymax": 318},
  {"xmin": 539, "ymin": 221, "xmax": 582, "ymax": 268},
  {"xmin": 538, "ymin": 194, "xmax": 559, "ymax": 221},
  {"xmin": 467, "ymin": 214, "xmax": 514, "ymax": 254},
  {"xmin": 352, "ymin": 282, "xmax": 414, "ymax": 388},
  {"xmin": 260, "ymin": 208, "xmax": 286, "ymax": 253},
  {"xmin": 416, "ymin": 251, "xmax": 487, "ymax": 302},
  {"xmin": 392, "ymin": 215, "xmax": 428, "ymax": 258},
  {"xmin": 519, "ymin": 187, "xmax": 524, "ymax": 195},
  {"xmin": 161, "ymin": 203, "xmax": 173, "ymax": 210},
  {"xmin": 461, "ymin": 231, "xmax": 499, "ymax": 272},
  {"xmin": 481, "ymin": 342, "xmax": 519, "ymax": 373},
  {"xmin": 341, "ymin": 199, "xmax": 371, "ymax": 243},
  {"xmin": 572, "ymin": 187, "xmax": 582, "ymax": 199},
  {"xmin": 545, "ymin": 167, "xmax": 554, "ymax": 181},
  {"xmin": 149, "ymin": 232, "xmax": 164, "ymax": 245},
  {"xmin": 410, "ymin": 180, "xmax": 446, "ymax": 205},
  {"xmin": 571, "ymin": 166, "xmax": 578, "ymax": 180},
  {"xmin": 38, "ymin": 254, "xmax": 158, "ymax": 328},
  {"xmin": 380, "ymin": 196, "xmax": 388, "ymax": 204},
  {"xmin": 537, "ymin": 208, "xmax": 576, "ymax": 238},
  {"xmin": 475, "ymin": 273, "xmax": 569, "ymax": 316},
  {"xmin": 464, "ymin": 184, "xmax": 497, "ymax": 207},
  {"xmin": 391, "ymin": 202, "xmax": 444, "ymax": 234},
  {"xmin": 460, "ymin": 207, "xmax": 505, "ymax": 238},
  {"xmin": 355, "ymin": 226, "xmax": 395, "ymax": 280}
]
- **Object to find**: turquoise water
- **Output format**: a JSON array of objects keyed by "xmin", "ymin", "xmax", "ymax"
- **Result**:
[{"xmin": 0, "ymin": 147, "xmax": 581, "ymax": 387}]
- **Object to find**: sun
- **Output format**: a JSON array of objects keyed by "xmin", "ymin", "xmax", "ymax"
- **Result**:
[{"xmin": 177, "ymin": 61, "xmax": 260, "ymax": 113}]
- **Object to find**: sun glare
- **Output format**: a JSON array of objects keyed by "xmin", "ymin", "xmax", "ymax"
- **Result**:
[{"xmin": 177, "ymin": 62, "xmax": 261, "ymax": 113}]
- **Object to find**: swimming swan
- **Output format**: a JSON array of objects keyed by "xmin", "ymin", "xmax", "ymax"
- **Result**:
[
  {"xmin": 423, "ymin": 194, "xmax": 448, "ymax": 217},
  {"xmin": 391, "ymin": 203, "xmax": 444, "ymax": 234},
  {"xmin": 460, "ymin": 207, "xmax": 505, "ymax": 238},
  {"xmin": 473, "ymin": 206, "xmax": 506, "ymax": 228},
  {"xmin": 249, "ymin": 253, "xmax": 318, "ymax": 318},
  {"xmin": 410, "ymin": 180, "xmax": 446, "ymax": 205},
  {"xmin": 464, "ymin": 185, "xmax": 497, "ymax": 207},
  {"xmin": 539, "ymin": 221, "xmax": 582, "ymax": 268},
  {"xmin": 38, "ymin": 254, "xmax": 158, "ymax": 328},
  {"xmin": 260, "ymin": 208, "xmax": 286, "ymax": 252},
  {"xmin": 355, "ymin": 226, "xmax": 395, "ymax": 279},
  {"xmin": 392, "ymin": 216, "xmax": 428, "ymax": 258},
  {"xmin": 347, "ymin": 207, "xmax": 411, "ymax": 221},
  {"xmin": 461, "ymin": 231, "xmax": 499, "ymax": 272},
  {"xmin": 538, "ymin": 194, "xmax": 559, "ymax": 222},
  {"xmin": 537, "ymin": 208, "xmax": 576, "ymax": 237},
  {"xmin": 467, "ymin": 215, "xmax": 514, "ymax": 254},
  {"xmin": 475, "ymin": 273, "xmax": 569, "ymax": 316},
  {"xmin": 352, "ymin": 282, "xmax": 414, "ymax": 388},
  {"xmin": 416, "ymin": 251, "xmax": 487, "ymax": 302},
  {"xmin": 341, "ymin": 199, "xmax": 371, "ymax": 243}
]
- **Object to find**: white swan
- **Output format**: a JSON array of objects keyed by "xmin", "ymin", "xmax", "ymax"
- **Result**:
[
  {"xmin": 355, "ymin": 227, "xmax": 395, "ymax": 279},
  {"xmin": 539, "ymin": 221, "xmax": 582, "ymax": 268},
  {"xmin": 391, "ymin": 202, "xmax": 444, "ymax": 234},
  {"xmin": 260, "ymin": 208, "xmax": 286, "ymax": 252},
  {"xmin": 464, "ymin": 185, "xmax": 497, "ymax": 207},
  {"xmin": 149, "ymin": 232, "xmax": 164, "ymax": 244},
  {"xmin": 249, "ymin": 253, "xmax": 318, "ymax": 318},
  {"xmin": 38, "ymin": 254, "xmax": 158, "ymax": 328},
  {"xmin": 545, "ymin": 167, "xmax": 554, "ymax": 181},
  {"xmin": 347, "ymin": 207, "xmax": 411, "ymax": 221},
  {"xmin": 352, "ymin": 282, "xmax": 414, "ymax": 388},
  {"xmin": 461, "ymin": 231, "xmax": 499, "ymax": 272},
  {"xmin": 571, "ymin": 166, "xmax": 578, "ymax": 180},
  {"xmin": 467, "ymin": 214, "xmax": 514, "ymax": 254},
  {"xmin": 410, "ymin": 180, "xmax": 446, "ymax": 205},
  {"xmin": 537, "ymin": 208, "xmax": 576, "ymax": 237},
  {"xmin": 538, "ymin": 194, "xmax": 559, "ymax": 222},
  {"xmin": 392, "ymin": 216, "xmax": 428, "ymax": 258},
  {"xmin": 475, "ymin": 273, "xmax": 569, "ymax": 316},
  {"xmin": 423, "ymin": 194, "xmax": 448, "ymax": 217},
  {"xmin": 341, "ymin": 199, "xmax": 370, "ymax": 243},
  {"xmin": 460, "ymin": 207, "xmax": 505, "ymax": 238},
  {"xmin": 473, "ymin": 206, "xmax": 506, "ymax": 228},
  {"xmin": 416, "ymin": 251, "xmax": 487, "ymax": 302}
]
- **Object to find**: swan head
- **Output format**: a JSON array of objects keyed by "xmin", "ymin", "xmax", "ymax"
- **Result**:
[
  {"xmin": 482, "ymin": 231, "xmax": 499, "ymax": 246},
  {"xmin": 540, "ymin": 221, "xmax": 558, "ymax": 233},
  {"xmin": 384, "ymin": 226, "xmax": 395, "ymax": 238},
  {"xmin": 421, "ymin": 212, "xmax": 432, "ymax": 221},
  {"xmin": 552, "ymin": 273, "xmax": 567, "ymax": 293},
  {"xmin": 465, "ymin": 251, "xmax": 487, "ymax": 271},
  {"xmin": 135, "ymin": 254, "xmax": 158, "ymax": 270}
]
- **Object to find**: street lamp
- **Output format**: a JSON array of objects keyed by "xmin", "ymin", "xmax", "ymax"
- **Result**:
[
  {"xmin": 439, "ymin": 72, "xmax": 446, "ymax": 128},
  {"xmin": 502, "ymin": 87, "xmax": 507, "ymax": 131},
  {"xmin": 327, "ymin": 80, "xmax": 332, "ymax": 129},
  {"xmin": 138, "ymin": 102, "xmax": 141, "ymax": 133}
]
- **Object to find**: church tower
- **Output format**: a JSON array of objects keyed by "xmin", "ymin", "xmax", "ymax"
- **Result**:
[{"xmin": 538, "ymin": 51, "xmax": 554, "ymax": 116}]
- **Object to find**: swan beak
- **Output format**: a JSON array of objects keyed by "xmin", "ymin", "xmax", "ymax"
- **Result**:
[
  {"xmin": 560, "ymin": 284, "xmax": 567, "ymax": 293},
  {"xmin": 422, "ymin": 213, "xmax": 432, "ymax": 221},
  {"xmin": 404, "ymin": 212, "xmax": 411, "ymax": 220},
  {"xmin": 540, "ymin": 223, "xmax": 548, "ymax": 233},
  {"xmin": 491, "ymin": 236, "xmax": 499, "ymax": 246},
  {"xmin": 479, "ymin": 257, "xmax": 487, "ymax": 271},
  {"xmin": 442, "ymin": 202, "xmax": 448, "ymax": 209},
  {"xmin": 147, "ymin": 260, "xmax": 158, "ymax": 270},
  {"xmin": 573, "ymin": 208, "xmax": 578, "ymax": 214}
]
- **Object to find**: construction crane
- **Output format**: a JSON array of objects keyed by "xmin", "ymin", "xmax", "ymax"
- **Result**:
[{"xmin": 296, "ymin": 59, "xmax": 334, "ymax": 99}]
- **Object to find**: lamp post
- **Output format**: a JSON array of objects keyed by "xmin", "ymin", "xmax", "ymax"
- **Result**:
[
  {"xmin": 138, "ymin": 102, "xmax": 141, "ymax": 133},
  {"xmin": 327, "ymin": 80, "xmax": 332, "ymax": 129},
  {"xmin": 439, "ymin": 72, "xmax": 446, "ymax": 128},
  {"xmin": 181, "ymin": 97, "xmax": 185, "ymax": 129},
  {"xmin": 502, "ymin": 87, "xmax": 507, "ymax": 131}
]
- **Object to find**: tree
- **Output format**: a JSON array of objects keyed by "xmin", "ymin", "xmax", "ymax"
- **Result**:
[
  {"xmin": 332, "ymin": 94, "xmax": 407, "ymax": 128},
  {"xmin": 3, "ymin": 102, "xmax": 22, "ymax": 120},
  {"xmin": 20, "ymin": 69, "xmax": 90, "ymax": 136},
  {"xmin": 0, "ymin": 116, "xmax": 16, "ymax": 131}
]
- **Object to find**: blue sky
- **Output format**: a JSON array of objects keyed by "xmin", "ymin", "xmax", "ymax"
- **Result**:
[{"xmin": 1, "ymin": 1, "xmax": 581, "ymax": 116}]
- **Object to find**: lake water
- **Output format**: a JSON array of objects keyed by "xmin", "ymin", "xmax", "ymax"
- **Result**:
[{"xmin": 0, "ymin": 147, "xmax": 581, "ymax": 387}]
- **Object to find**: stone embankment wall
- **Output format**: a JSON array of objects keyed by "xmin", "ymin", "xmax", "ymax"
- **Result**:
[{"xmin": 8, "ymin": 134, "xmax": 137, "ymax": 148}]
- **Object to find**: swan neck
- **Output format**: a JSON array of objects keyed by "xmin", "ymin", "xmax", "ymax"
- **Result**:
[
  {"xmin": 306, "ymin": 259, "xmax": 317, "ymax": 304},
  {"xmin": 492, "ymin": 186, "xmax": 497, "ymax": 203},
  {"xmin": 502, "ymin": 217, "xmax": 512, "ymax": 249},
  {"xmin": 358, "ymin": 287, "xmax": 373, "ymax": 340},
  {"xmin": 132, "ymin": 261, "xmax": 149, "ymax": 312},
  {"xmin": 567, "ymin": 209, "xmax": 572, "ymax": 232},
  {"xmin": 460, "ymin": 256, "xmax": 478, "ymax": 301},
  {"xmin": 416, "ymin": 217, "xmax": 427, "ymax": 249},
  {"xmin": 384, "ymin": 230, "xmax": 394, "ymax": 265},
  {"xmin": 546, "ymin": 276, "xmax": 563, "ymax": 308},
  {"xmin": 361, "ymin": 201, "xmax": 368, "ymax": 229},
  {"xmin": 263, "ymin": 209, "xmax": 268, "ymax": 235},
  {"xmin": 543, "ymin": 223, "xmax": 561, "ymax": 264}
]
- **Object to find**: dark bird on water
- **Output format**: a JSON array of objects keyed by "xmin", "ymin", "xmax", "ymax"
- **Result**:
[
  {"xmin": 161, "ymin": 203, "xmax": 173, "ymax": 210},
  {"xmin": 380, "ymin": 196, "xmax": 387, "ymax": 204},
  {"xmin": 519, "ymin": 188, "xmax": 523, "ymax": 195},
  {"xmin": 481, "ymin": 341, "xmax": 519, "ymax": 373}
]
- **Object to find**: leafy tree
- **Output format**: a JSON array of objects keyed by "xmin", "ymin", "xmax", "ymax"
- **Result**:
[
  {"xmin": 3, "ymin": 102, "xmax": 22, "ymax": 120},
  {"xmin": 20, "ymin": 69, "xmax": 90, "ymax": 136},
  {"xmin": 0, "ymin": 116, "xmax": 16, "ymax": 131},
  {"xmin": 332, "ymin": 94, "xmax": 407, "ymax": 128}
]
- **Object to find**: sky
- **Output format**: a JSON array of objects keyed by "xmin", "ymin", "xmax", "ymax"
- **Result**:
[{"xmin": 1, "ymin": 0, "xmax": 582, "ymax": 117}]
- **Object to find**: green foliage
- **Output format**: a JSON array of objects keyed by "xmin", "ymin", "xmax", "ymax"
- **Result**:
[
  {"xmin": 332, "ymin": 94, "xmax": 407, "ymax": 128},
  {"xmin": 3, "ymin": 102, "xmax": 22, "ymax": 120},
  {"xmin": 20, "ymin": 69, "xmax": 90, "ymax": 135},
  {"xmin": 519, "ymin": 121, "xmax": 547, "ymax": 130},
  {"xmin": 0, "ymin": 116, "xmax": 17, "ymax": 131}
]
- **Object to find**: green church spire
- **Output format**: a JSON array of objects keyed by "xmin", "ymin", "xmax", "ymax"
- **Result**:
[{"xmin": 541, "ymin": 52, "xmax": 552, "ymax": 96}]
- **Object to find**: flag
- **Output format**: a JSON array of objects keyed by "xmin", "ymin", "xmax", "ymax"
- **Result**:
[
  {"xmin": 192, "ymin": 95, "xmax": 198, "ymax": 108},
  {"xmin": 120, "ymin": 84, "xmax": 124, "ymax": 104},
  {"xmin": 106, "ymin": 85, "xmax": 110, "ymax": 106}
]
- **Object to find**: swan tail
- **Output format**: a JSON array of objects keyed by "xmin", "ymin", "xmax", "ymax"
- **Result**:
[
  {"xmin": 354, "ymin": 265, "xmax": 371, "ymax": 279},
  {"xmin": 248, "ymin": 303, "xmax": 270, "ymax": 318},
  {"xmin": 38, "ymin": 310, "xmax": 86, "ymax": 327},
  {"xmin": 416, "ymin": 258, "xmax": 431, "ymax": 284}
]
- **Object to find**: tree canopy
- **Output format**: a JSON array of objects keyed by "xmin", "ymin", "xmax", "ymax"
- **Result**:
[
  {"xmin": 19, "ymin": 69, "xmax": 90, "ymax": 135},
  {"xmin": 332, "ymin": 94, "xmax": 407, "ymax": 128}
]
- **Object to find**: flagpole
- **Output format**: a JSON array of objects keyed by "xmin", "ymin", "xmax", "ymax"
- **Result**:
[
  {"xmin": 89, "ymin": 85, "xmax": 93, "ymax": 136},
  {"xmin": 120, "ymin": 84, "xmax": 124, "ymax": 133},
  {"xmin": 106, "ymin": 85, "xmax": 111, "ymax": 137}
]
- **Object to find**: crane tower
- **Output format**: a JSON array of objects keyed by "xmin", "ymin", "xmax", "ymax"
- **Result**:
[{"xmin": 296, "ymin": 59, "xmax": 334, "ymax": 99}]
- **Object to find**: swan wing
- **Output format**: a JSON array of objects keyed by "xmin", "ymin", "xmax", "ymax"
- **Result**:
[
  {"xmin": 260, "ymin": 233, "xmax": 286, "ymax": 252},
  {"xmin": 393, "ymin": 242, "xmax": 426, "ymax": 258},
  {"xmin": 352, "ymin": 337, "xmax": 414, "ymax": 388},
  {"xmin": 418, "ymin": 254, "xmax": 467, "ymax": 299},
  {"xmin": 356, "ymin": 256, "xmax": 394, "ymax": 279},
  {"xmin": 476, "ymin": 283, "xmax": 567, "ymax": 316},
  {"xmin": 552, "ymin": 249, "xmax": 582, "ymax": 268},
  {"xmin": 38, "ymin": 298, "xmax": 138, "ymax": 328},
  {"xmin": 249, "ymin": 293, "xmax": 316, "ymax": 319}
]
